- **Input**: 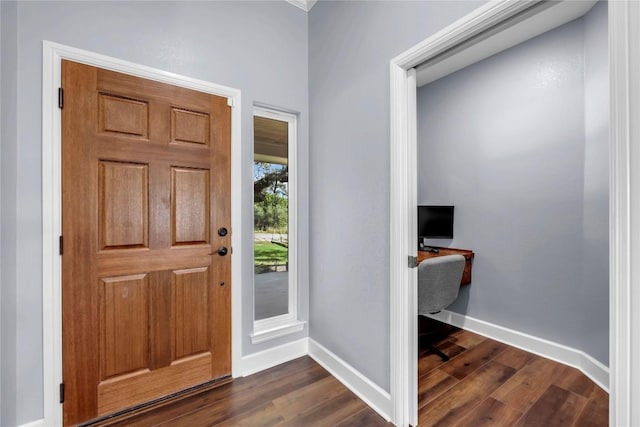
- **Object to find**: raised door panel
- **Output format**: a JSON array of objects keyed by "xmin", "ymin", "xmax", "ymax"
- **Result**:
[
  {"xmin": 171, "ymin": 167, "xmax": 210, "ymax": 245},
  {"xmin": 99, "ymin": 161, "xmax": 149, "ymax": 250},
  {"xmin": 100, "ymin": 274, "xmax": 149, "ymax": 379},
  {"xmin": 149, "ymin": 270, "xmax": 173, "ymax": 370},
  {"xmin": 173, "ymin": 267, "xmax": 210, "ymax": 359},
  {"xmin": 171, "ymin": 108, "xmax": 210, "ymax": 145},
  {"xmin": 99, "ymin": 93, "xmax": 149, "ymax": 139}
]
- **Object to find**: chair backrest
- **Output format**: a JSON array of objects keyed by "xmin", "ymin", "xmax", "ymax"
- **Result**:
[{"xmin": 418, "ymin": 254, "xmax": 466, "ymax": 315}]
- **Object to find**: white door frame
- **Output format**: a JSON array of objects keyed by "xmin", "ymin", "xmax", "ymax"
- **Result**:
[
  {"xmin": 389, "ymin": 1, "xmax": 640, "ymax": 425},
  {"xmin": 41, "ymin": 41, "xmax": 243, "ymax": 426}
]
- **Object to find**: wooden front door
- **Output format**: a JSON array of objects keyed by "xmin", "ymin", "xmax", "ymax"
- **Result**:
[{"xmin": 61, "ymin": 60, "xmax": 232, "ymax": 426}]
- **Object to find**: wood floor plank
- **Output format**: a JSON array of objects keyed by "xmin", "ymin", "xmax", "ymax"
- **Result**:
[
  {"xmin": 272, "ymin": 375, "xmax": 349, "ymax": 421},
  {"xmin": 515, "ymin": 384, "xmax": 587, "ymax": 427},
  {"xmin": 552, "ymin": 365, "xmax": 597, "ymax": 398},
  {"xmin": 418, "ymin": 340, "xmax": 466, "ymax": 375},
  {"xmin": 493, "ymin": 346, "xmax": 535, "ymax": 371},
  {"xmin": 439, "ymin": 338, "xmax": 509, "ymax": 380},
  {"xmin": 490, "ymin": 356, "xmax": 565, "ymax": 414},
  {"xmin": 418, "ymin": 360, "xmax": 516, "ymax": 427},
  {"xmin": 153, "ymin": 362, "xmax": 330, "ymax": 426},
  {"xmin": 213, "ymin": 401, "xmax": 285, "ymax": 426},
  {"xmin": 573, "ymin": 386, "xmax": 608, "ymax": 427},
  {"xmin": 277, "ymin": 389, "xmax": 367, "ymax": 427},
  {"xmin": 333, "ymin": 407, "xmax": 390, "ymax": 427},
  {"xmin": 448, "ymin": 330, "xmax": 488, "ymax": 349},
  {"xmin": 417, "ymin": 368, "xmax": 459, "ymax": 409},
  {"xmin": 107, "ymin": 357, "xmax": 320, "ymax": 426},
  {"xmin": 451, "ymin": 397, "xmax": 523, "ymax": 427}
]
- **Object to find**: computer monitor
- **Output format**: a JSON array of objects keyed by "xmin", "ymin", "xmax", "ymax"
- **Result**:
[{"xmin": 418, "ymin": 205, "xmax": 454, "ymax": 239}]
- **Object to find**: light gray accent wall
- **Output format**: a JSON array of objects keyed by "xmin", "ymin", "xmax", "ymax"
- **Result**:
[
  {"xmin": 308, "ymin": 0, "xmax": 488, "ymax": 392},
  {"xmin": 417, "ymin": 4, "xmax": 609, "ymax": 365},
  {"xmin": 2, "ymin": 2, "xmax": 308, "ymax": 424},
  {"xmin": 1, "ymin": 2, "xmax": 19, "ymax": 426},
  {"xmin": 581, "ymin": 1, "xmax": 609, "ymax": 364}
]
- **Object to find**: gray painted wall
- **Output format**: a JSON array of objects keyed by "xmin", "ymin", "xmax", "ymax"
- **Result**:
[
  {"xmin": 1, "ymin": 2, "xmax": 19, "ymax": 425},
  {"xmin": 581, "ymin": 0, "xmax": 609, "ymax": 365},
  {"xmin": 0, "ymin": 1, "xmax": 309, "ymax": 424},
  {"xmin": 308, "ymin": 0, "xmax": 488, "ymax": 392},
  {"xmin": 417, "ymin": 3, "xmax": 608, "ymax": 364}
]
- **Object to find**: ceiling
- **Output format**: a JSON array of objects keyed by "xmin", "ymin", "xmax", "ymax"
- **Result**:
[{"xmin": 254, "ymin": 115, "xmax": 288, "ymax": 164}]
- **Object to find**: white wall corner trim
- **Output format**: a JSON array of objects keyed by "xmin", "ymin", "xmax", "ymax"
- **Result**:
[
  {"xmin": 609, "ymin": 1, "xmax": 640, "ymax": 425},
  {"xmin": 241, "ymin": 338, "xmax": 308, "ymax": 377},
  {"xmin": 428, "ymin": 310, "xmax": 610, "ymax": 392},
  {"xmin": 42, "ymin": 41, "xmax": 243, "ymax": 427},
  {"xmin": 308, "ymin": 339, "xmax": 392, "ymax": 422}
]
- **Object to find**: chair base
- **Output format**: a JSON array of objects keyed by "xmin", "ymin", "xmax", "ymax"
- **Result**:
[
  {"xmin": 418, "ymin": 315, "xmax": 455, "ymax": 361},
  {"xmin": 423, "ymin": 342, "xmax": 450, "ymax": 361}
]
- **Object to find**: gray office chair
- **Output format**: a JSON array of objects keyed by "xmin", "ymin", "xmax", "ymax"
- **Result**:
[{"xmin": 418, "ymin": 254, "xmax": 466, "ymax": 361}]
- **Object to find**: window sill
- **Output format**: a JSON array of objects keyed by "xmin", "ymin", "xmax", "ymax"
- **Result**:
[{"xmin": 250, "ymin": 319, "xmax": 306, "ymax": 344}]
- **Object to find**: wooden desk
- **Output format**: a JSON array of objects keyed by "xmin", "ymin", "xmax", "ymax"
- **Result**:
[{"xmin": 418, "ymin": 247, "xmax": 475, "ymax": 285}]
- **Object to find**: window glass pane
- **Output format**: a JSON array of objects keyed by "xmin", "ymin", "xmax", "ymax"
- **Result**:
[{"xmin": 254, "ymin": 116, "xmax": 289, "ymax": 320}]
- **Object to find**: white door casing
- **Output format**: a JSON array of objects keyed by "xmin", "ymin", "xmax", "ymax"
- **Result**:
[{"xmin": 42, "ymin": 41, "xmax": 243, "ymax": 427}]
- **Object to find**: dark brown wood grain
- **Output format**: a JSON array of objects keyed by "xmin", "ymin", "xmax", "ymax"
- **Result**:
[
  {"xmin": 418, "ymin": 369, "xmax": 459, "ymax": 409},
  {"xmin": 514, "ymin": 384, "xmax": 587, "ymax": 427},
  {"xmin": 574, "ymin": 386, "xmax": 609, "ymax": 427},
  {"xmin": 452, "ymin": 397, "xmax": 523, "ymax": 427},
  {"xmin": 419, "ymin": 361, "xmax": 517, "ymax": 426},
  {"xmin": 86, "ymin": 326, "xmax": 607, "ymax": 427},
  {"xmin": 418, "ymin": 322, "xmax": 608, "ymax": 427},
  {"xmin": 439, "ymin": 339, "xmax": 509, "ymax": 380}
]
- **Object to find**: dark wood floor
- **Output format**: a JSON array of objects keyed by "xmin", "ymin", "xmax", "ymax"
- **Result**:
[
  {"xmin": 98, "ymin": 356, "xmax": 388, "ymax": 427},
  {"xmin": 94, "ymin": 323, "xmax": 608, "ymax": 426},
  {"xmin": 418, "ymin": 320, "xmax": 608, "ymax": 426}
]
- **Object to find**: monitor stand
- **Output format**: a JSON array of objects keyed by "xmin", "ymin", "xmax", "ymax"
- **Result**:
[{"xmin": 418, "ymin": 241, "xmax": 439, "ymax": 253}]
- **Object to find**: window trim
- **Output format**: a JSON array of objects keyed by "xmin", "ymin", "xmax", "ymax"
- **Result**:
[{"xmin": 251, "ymin": 106, "xmax": 304, "ymax": 343}]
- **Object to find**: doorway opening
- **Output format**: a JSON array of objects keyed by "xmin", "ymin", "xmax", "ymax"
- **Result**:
[
  {"xmin": 415, "ymin": 4, "xmax": 609, "ymax": 419},
  {"xmin": 389, "ymin": 2, "xmax": 636, "ymax": 425}
]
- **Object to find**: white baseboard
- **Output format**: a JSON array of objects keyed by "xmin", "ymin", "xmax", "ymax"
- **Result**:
[
  {"xmin": 428, "ymin": 310, "xmax": 610, "ymax": 392},
  {"xmin": 240, "ymin": 338, "xmax": 309, "ymax": 377},
  {"xmin": 308, "ymin": 339, "xmax": 392, "ymax": 422},
  {"xmin": 18, "ymin": 419, "xmax": 46, "ymax": 427}
]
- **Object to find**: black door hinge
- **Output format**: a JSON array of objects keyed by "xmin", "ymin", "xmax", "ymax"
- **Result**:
[
  {"xmin": 59, "ymin": 382, "xmax": 65, "ymax": 404},
  {"xmin": 58, "ymin": 88, "xmax": 64, "ymax": 109},
  {"xmin": 59, "ymin": 236, "xmax": 63, "ymax": 255}
]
